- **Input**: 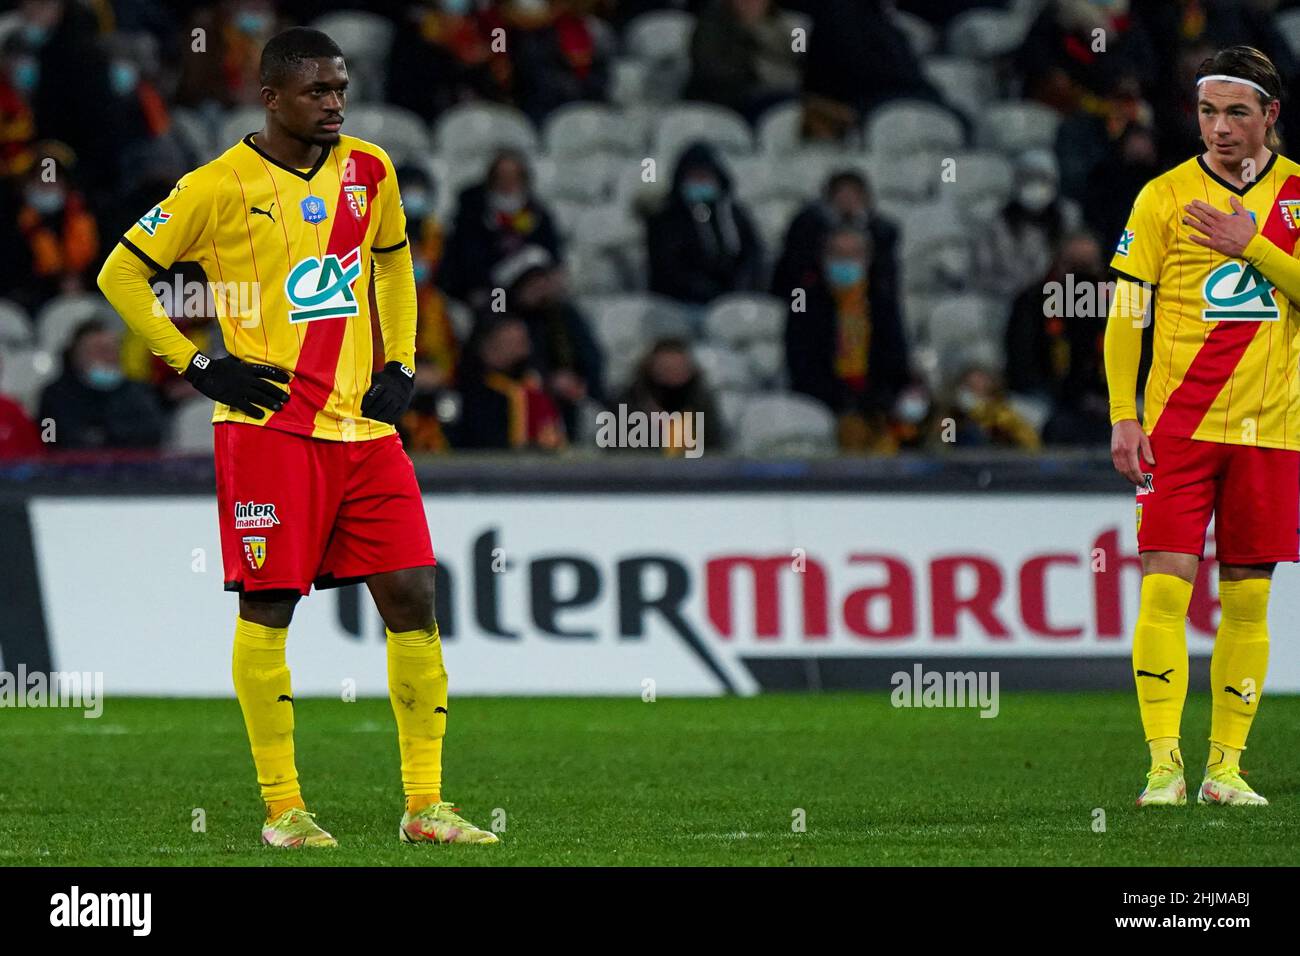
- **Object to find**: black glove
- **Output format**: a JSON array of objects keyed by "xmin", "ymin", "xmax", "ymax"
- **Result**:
[
  {"xmin": 361, "ymin": 360, "xmax": 415, "ymax": 424},
  {"xmin": 183, "ymin": 352, "xmax": 290, "ymax": 419}
]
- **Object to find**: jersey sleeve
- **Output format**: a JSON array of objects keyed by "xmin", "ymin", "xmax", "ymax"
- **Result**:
[
  {"xmin": 118, "ymin": 166, "xmax": 222, "ymax": 273},
  {"xmin": 371, "ymin": 147, "xmax": 408, "ymax": 253},
  {"xmin": 1109, "ymin": 180, "xmax": 1169, "ymax": 287}
]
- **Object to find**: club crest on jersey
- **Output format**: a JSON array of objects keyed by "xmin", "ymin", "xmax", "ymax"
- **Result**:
[
  {"xmin": 234, "ymin": 500, "xmax": 281, "ymax": 529},
  {"xmin": 1279, "ymin": 199, "xmax": 1300, "ymax": 231},
  {"xmin": 300, "ymin": 195, "xmax": 328, "ymax": 224},
  {"xmin": 1201, "ymin": 261, "xmax": 1279, "ymax": 321},
  {"xmin": 1115, "ymin": 228, "xmax": 1135, "ymax": 256},
  {"xmin": 137, "ymin": 205, "xmax": 171, "ymax": 236},
  {"xmin": 285, "ymin": 249, "xmax": 362, "ymax": 323},
  {"xmin": 242, "ymin": 536, "xmax": 267, "ymax": 570},
  {"xmin": 344, "ymin": 184, "xmax": 368, "ymax": 220}
]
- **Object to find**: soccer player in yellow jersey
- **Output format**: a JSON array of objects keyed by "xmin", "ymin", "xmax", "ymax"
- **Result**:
[
  {"xmin": 1105, "ymin": 46, "xmax": 1300, "ymax": 808},
  {"xmin": 96, "ymin": 28, "xmax": 497, "ymax": 847}
]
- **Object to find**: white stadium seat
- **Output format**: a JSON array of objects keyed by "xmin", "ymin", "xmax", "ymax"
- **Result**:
[
  {"xmin": 309, "ymin": 11, "xmax": 394, "ymax": 101},
  {"xmin": 691, "ymin": 342, "xmax": 754, "ymax": 392},
  {"xmin": 735, "ymin": 392, "xmax": 836, "ymax": 457},
  {"xmin": 336, "ymin": 105, "xmax": 430, "ymax": 165},
  {"xmin": 942, "ymin": 151, "xmax": 1014, "ymax": 216},
  {"xmin": 923, "ymin": 56, "xmax": 997, "ymax": 121},
  {"xmin": 624, "ymin": 10, "xmax": 695, "ymax": 62},
  {"xmin": 977, "ymin": 101, "xmax": 1060, "ymax": 154},
  {"xmin": 947, "ymin": 9, "xmax": 1029, "ymax": 59},
  {"xmin": 744, "ymin": 340, "xmax": 784, "ymax": 389},
  {"xmin": 756, "ymin": 101, "xmax": 804, "ymax": 156},
  {"xmin": 0, "ymin": 299, "xmax": 32, "ymax": 349},
  {"xmin": 653, "ymin": 104, "xmax": 753, "ymax": 166},
  {"xmin": 219, "ymin": 106, "xmax": 265, "ymax": 151},
  {"xmin": 171, "ymin": 107, "xmax": 218, "ymax": 163},
  {"xmin": 703, "ymin": 293, "xmax": 785, "ymax": 349},
  {"xmin": 168, "ymin": 399, "xmax": 217, "ymax": 453},
  {"xmin": 432, "ymin": 104, "xmax": 538, "ymax": 162},
  {"xmin": 0, "ymin": 346, "xmax": 57, "ymax": 416},
  {"xmin": 543, "ymin": 103, "xmax": 642, "ymax": 157},
  {"xmin": 866, "ymin": 100, "xmax": 965, "ymax": 154},
  {"xmin": 37, "ymin": 295, "xmax": 117, "ymax": 354},
  {"xmin": 893, "ymin": 9, "xmax": 937, "ymax": 57}
]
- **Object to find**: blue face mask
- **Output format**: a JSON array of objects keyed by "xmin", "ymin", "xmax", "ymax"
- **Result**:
[
  {"xmin": 110, "ymin": 61, "xmax": 139, "ymax": 97},
  {"xmin": 27, "ymin": 187, "xmax": 64, "ymax": 215},
  {"xmin": 403, "ymin": 190, "xmax": 430, "ymax": 220},
  {"xmin": 442, "ymin": 0, "xmax": 473, "ymax": 14},
  {"xmin": 413, "ymin": 260, "xmax": 431, "ymax": 285},
  {"xmin": 826, "ymin": 259, "xmax": 865, "ymax": 287},
  {"xmin": 85, "ymin": 366, "xmax": 124, "ymax": 391},
  {"xmin": 682, "ymin": 181, "xmax": 719, "ymax": 205},
  {"xmin": 12, "ymin": 59, "xmax": 39, "ymax": 94},
  {"xmin": 236, "ymin": 11, "xmax": 271, "ymax": 35},
  {"xmin": 21, "ymin": 23, "xmax": 50, "ymax": 48}
]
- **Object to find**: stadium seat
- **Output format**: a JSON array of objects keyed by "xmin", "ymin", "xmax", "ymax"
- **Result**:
[
  {"xmin": 623, "ymin": 11, "xmax": 695, "ymax": 103},
  {"xmin": 865, "ymin": 150, "xmax": 940, "ymax": 203},
  {"xmin": 571, "ymin": 203, "xmax": 643, "ymax": 252},
  {"xmin": 901, "ymin": 292, "xmax": 935, "ymax": 342},
  {"xmin": 703, "ymin": 293, "xmax": 785, "ymax": 348},
  {"xmin": 714, "ymin": 388, "xmax": 748, "ymax": 435},
  {"xmin": 744, "ymin": 340, "xmax": 784, "ymax": 389},
  {"xmin": 756, "ymin": 101, "xmax": 804, "ymax": 155},
  {"xmin": 790, "ymin": 148, "xmax": 870, "ymax": 199},
  {"xmin": 543, "ymin": 103, "xmax": 642, "ymax": 157},
  {"xmin": 1006, "ymin": 391, "xmax": 1053, "ymax": 434},
  {"xmin": 609, "ymin": 57, "xmax": 653, "ymax": 107},
  {"xmin": 309, "ymin": 11, "xmax": 394, "ymax": 101},
  {"xmin": 897, "ymin": 200, "xmax": 967, "ymax": 264},
  {"xmin": 923, "ymin": 57, "xmax": 997, "ymax": 121},
  {"xmin": 565, "ymin": 246, "xmax": 626, "ymax": 295},
  {"xmin": 432, "ymin": 104, "xmax": 538, "ymax": 162},
  {"xmin": 168, "ymin": 398, "xmax": 217, "ymax": 453},
  {"xmin": 444, "ymin": 297, "xmax": 474, "ymax": 344},
  {"xmin": 219, "ymin": 106, "xmax": 266, "ymax": 150},
  {"xmin": 751, "ymin": 197, "xmax": 800, "ymax": 255},
  {"xmin": 337, "ymin": 106, "xmax": 430, "ymax": 165},
  {"xmin": 977, "ymin": 102, "xmax": 1060, "ymax": 154},
  {"xmin": 578, "ymin": 294, "xmax": 693, "ymax": 380},
  {"xmin": 1280, "ymin": 10, "xmax": 1300, "ymax": 60},
  {"xmin": 0, "ymin": 346, "xmax": 57, "ymax": 416},
  {"xmin": 735, "ymin": 392, "xmax": 836, "ymax": 456},
  {"xmin": 171, "ymin": 107, "xmax": 219, "ymax": 163},
  {"xmin": 533, "ymin": 153, "xmax": 622, "ymax": 204},
  {"xmin": 927, "ymin": 294, "xmax": 1007, "ymax": 379},
  {"xmin": 653, "ymin": 104, "xmax": 754, "ymax": 166},
  {"xmin": 947, "ymin": 8, "xmax": 1028, "ymax": 59},
  {"xmin": 942, "ymin": 151, "xmax": 1014, "ymax": 217},
  {"xmin": 0, "ymin": 299, "xmax": 33, "ymax": 349},
  {"xmin": 727, "ymin": 153, "xmax": 810, "ymax": 204},
  {"xmin": 36, "ymin": 294, "xmax": 118, "ymax": 354},
  {"xmin": 692, "ymin": 342, "xmax": 754, "ymax": 392},
  {"xmin": 893, "ymin": 9, "xmax": 937, "ymax": 57},
  {"xmin": 865, "ymin": 100, "xmax": 965, "ymax": 154}
]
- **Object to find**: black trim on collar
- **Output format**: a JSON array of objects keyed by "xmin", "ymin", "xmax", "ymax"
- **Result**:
[
  {"xmin": 119, "ymin": 236, "xmax": 165, "ymax": 274},
  {"xmin": 372, "ymin": 238, "xmax": 408, "ymax": 254},
  {"xmin": 242, "ymin": 132, "xmax": 332, "ymax": 182},
  {"xmin": 1197, "ymin": 151, "xmax": 1278, "ymax": 196}
]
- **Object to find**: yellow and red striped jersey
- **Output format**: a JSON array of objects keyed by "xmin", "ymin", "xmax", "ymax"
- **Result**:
[
  {"xmin": 117, "ymin": 132, "xmax": 412, "ymax": 441},
  {"xmin": 1110, "ymin": 152, "xmax": 1300, "ymax": 449}
]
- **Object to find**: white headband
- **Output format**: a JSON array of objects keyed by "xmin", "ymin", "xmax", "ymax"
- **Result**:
[{"xmin": 1197, "ymin": 74, "xmax": 1273, "ymax": 98}]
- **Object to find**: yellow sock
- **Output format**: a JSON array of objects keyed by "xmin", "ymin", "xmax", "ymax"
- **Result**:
[
  {"xmin": 1147, "ymin": 736, "xmax": 1182, "ymax": 769},
  {"xmin": 231, "ymin": 616, "xmax": 301, "ymax": 814},
  {"xmin": 1209, "ymin": 578, "xmax": 1270, "ymax": 761},
  {"xmin": 266, "ymin": 795, "xmax": 306, "ymax": 819},
  {"xmin": 1133, "ymin": 573, "xmax": 1193, "ymax": 757},
  {"xmin": 387, "ymin": 623, "xmax": 448, "ymax": 809}
]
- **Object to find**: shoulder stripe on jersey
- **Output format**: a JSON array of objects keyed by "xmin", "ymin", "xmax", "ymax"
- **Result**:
[
  {"xmin": 119, "ymin": 237, "xmax": 165, "ymax": 274},
  {"xmin": 241, "ymin": 132, "xmax": 333, "ymax": 182},
  {"xmin": 372, "ymin": 238, "xmax": 408, "ymax": 254}
]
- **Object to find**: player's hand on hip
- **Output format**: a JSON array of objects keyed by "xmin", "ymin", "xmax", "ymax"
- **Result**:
[
  {"xmin": 1183, "ymin": 196, "xmax": 1256, "ymax": 259},
  {"xmin": 182, "ymin": 352, "xmax": 291, "ymax": 420},
  {"xmin": 1111, "ymin": 418, "xmax": 1154, "ymax": 486},
  {"xmin": 361, "ymin": 361, "xmax": 415, "ymax": 425}
]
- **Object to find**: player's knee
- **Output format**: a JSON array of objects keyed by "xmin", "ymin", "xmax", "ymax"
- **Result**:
[
  {"xmin": 239, "ymin": 589, "xmax": 301, "ymax": 629},
  {"xmin": 388, "ymin": 569, "xmax": 437, "ymax": 631}
]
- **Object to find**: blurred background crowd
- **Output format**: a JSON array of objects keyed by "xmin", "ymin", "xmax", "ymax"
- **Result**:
[{"xmin": 1, "ymin": 0, "xmax": 1299, "ymax": 459}]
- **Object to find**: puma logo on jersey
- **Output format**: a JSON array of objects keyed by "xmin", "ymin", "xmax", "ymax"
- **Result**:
[{"xmin": 251, "ymin": 201, "xmax": 276, "ymax": 222}]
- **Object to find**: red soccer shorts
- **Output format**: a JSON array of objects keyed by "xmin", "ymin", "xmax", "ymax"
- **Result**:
[
  {"xmin": 214, "ymin": 422, "xmax": 435, "ymax": 594},
  {"xmin": 1136, "ymin": 432, "xmax": 1300, "ymax": 564}
]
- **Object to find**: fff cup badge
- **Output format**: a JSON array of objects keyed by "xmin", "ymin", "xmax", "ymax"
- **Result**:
[{"xmin": 301, "ymin": 195, "xmax": 328, "ymax": 224}]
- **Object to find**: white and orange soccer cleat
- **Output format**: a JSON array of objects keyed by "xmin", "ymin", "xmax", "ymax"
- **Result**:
[{"xmin": 399, "ymin": 802, "xmax": 500, "ymax": 845}]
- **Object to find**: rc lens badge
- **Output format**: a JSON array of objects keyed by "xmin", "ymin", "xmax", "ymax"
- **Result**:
[
  {"xmin": 345, "ymin": 184, "xmax": 367, "ymax": 219},
  {"xmin": 1136, "ymin": 503, "xmax": 1143, "ymax": 534},
  {"xmin": 243, "ymin": 535, "xmax": 267, "ymax": 570}
]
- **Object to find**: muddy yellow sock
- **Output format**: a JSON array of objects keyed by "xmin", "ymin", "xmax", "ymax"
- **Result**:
[
  {"xmin": 387, "ymin": 623, "xmax": 448, "ymax": 809},
  {"xmin": 1133, "ymin": 574, "xmax": 1193, "ymax": 755},
  {"xmin": 1209, "ymin": 578, "xmax": 1270, "ymax": 761},
  {"xmin": 232, "ymin": 616, "xmax": 301, "ymax": 813}
]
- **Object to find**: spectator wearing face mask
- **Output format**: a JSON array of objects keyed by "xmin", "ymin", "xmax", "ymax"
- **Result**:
[
  {"xmin": 38, "ymin": 318, "xmax": 165, "ymax": 451},
  {"xmin": 489, "ymin": 0, "xmax": 610, "ymax": 124},
  {"xmin": 617, "ymin": 338, "xmax": 726, "ymax": 455},
  {"xmin": 0, "ymin": 143, "xmax": 99, "ymax": 312},
  {"xmin": 646, "ymin": 141, "xmax": 763, "ymax": 308},
  {"xmin": 449, "ymin": 314, "xmax": 565, "ymax": 450},
  {"xmin": 387, "ymin": 0, "xmax": 510, "ymax": 124},
  {"xmin": 0, "ymin": 34, "xmax": 37, "ymax": 181},
  {"xmin": 972, "ymin": 149, "xmax": 1082, "ymax": 300},
  {"xmin": 105, "ymin": 32, "xmax": 184, "ymax": 188},
  {"xmin": 683, "ymin": 0, "xmax": 802, "ymax": 125},
  {"xmin": 0, "ymin": 351, "xmax": 43, "ymax": 460},
  {"xmin": 771, "ymin": 169, "xmax": 899, "ymax": 320},
  {"xmin": 785, "ymin": 225, "xmax": 909, "ymax": 451},
  {"xmin": 176, "ymin": 0, "xmax": 284, "ymax": 109},
  {"xmin": 495, "ymin": 245, "xmax": 604, "ymax": 438},
  {"xmin": 438, "ymin": 148, "xmax": 564, "ymax": 310},
  {"xmin": 938, "ymin": 363, "xmax": 1040, "ymax": 450}
]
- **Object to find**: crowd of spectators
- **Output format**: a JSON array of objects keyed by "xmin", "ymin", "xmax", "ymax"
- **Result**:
[{"xmin": 2, "ymin": 0, "xmax": 1299, "ymax": 460}]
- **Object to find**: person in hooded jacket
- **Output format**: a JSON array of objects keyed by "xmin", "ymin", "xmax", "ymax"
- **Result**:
[{"xmin": 646, "ymin": 141, "xmax": 764, "ymax": 306}]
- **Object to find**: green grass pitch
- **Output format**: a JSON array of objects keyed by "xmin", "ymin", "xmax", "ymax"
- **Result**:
[{"xmin": 2, "ymin": 693, "xmax": 1299, "ymax": 866}]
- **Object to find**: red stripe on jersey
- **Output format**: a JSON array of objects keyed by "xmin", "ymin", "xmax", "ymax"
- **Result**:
[
  {"xmin": 275, "ymin": 149, "xmax": 386, "ymax": 434},
  {"xmin": 1154, "ymin": 174, "xmax": 1300, "ymax": 439}
]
